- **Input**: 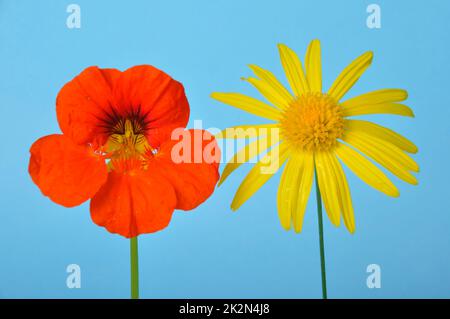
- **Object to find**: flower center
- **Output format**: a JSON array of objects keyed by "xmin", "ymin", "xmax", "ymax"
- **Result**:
[
  {"xmin": 279, "ymin": 92, "xmax": 344, "ymax": 152},
  {"xmin": 106, "ymin": 118, "xmax": 150, "ymax": 159}
]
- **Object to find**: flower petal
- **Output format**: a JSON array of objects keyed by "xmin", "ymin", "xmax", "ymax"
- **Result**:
[
  {"xmin": 90, "ymin": 168, "xmax": 176, "ymax": 238},
  {"xmin": 248, "ymin": 64, "xmax": 293, "ymax": 104},
  {"xmin": 29, "ymin": 134, "xmax": 108, "ymax": 207},
  {"xmin": 292, "ymin": 152, "xmax": 314, "ymax": 233},
  {"xmin": 345, "ymin": 119, "xmax": 418, "ymax": 153},
  {"xmin": 335, "ymin": 142, "xmax": 399, "ymax": 197},
  {"xmin": 211, "ymin": 92, "xmax": 281, "ymax": 121},
  {"xmin": 278, "ymin": 43, "xmax": 309, "ymax": 96},
  {"xmin": 151, "ymin": 129, "xmax": 220, "ymax": 210},
  {"xmin": 305, "ymin": 39, "xmax": 322, "ymax": 93},
  {"xmin": 314, "ymin": 152, "xmax": 341, "ymax": 227},
  {"xmin": 341, "ymin": 89, "xmax": 408, "ymax": 106},
  {"xmin": 56, "ymin": 67, "xmax": 121, "ymax": 145},
  {"xmin": 277, "ymin": 151, "xmax": 314, "ymax": 232},
  {"xmin": 231, "ymin": 142, "xmax": 289, "ymax": 210},
  {"xmin": 114, "ymin": 65, "xmax": 190, "ymax": 147},
  {"xmin": 328, "ymin": 51, "xmax": 373, "ymax": 101},
  {"xmin": 245, "ymin": 77, "xmax": 292, "ymax": 110},
  {"xmin": 342, "ymin": 131, "xmax": 418, "ymax": 185},
  {"xmin": 277, "ymin": 155, "xmax": 301, "ymax": 230},
  {"xmin": 327, "ymin": 153, "xmax": 355, "ymax": 233},
  {"xmin": 342, "ymin": 103, "xmax": 414, "ymax": 117}
]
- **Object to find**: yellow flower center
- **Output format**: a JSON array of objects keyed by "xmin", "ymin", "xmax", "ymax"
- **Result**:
[
  {"xmin": 106, "ymin": 118, "xmax": 149, "ymax": 159},
  {"xmin": 280, "ymin": 92, "xmax": 344, "ymax": 152}
]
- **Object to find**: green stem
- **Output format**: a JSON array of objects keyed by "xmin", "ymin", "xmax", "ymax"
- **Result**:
[
  {"xmin": 130, "ymin": 236, "xmax": 139, "ymax": 299},
  {"xmin": 314, "ymin": 167, "xmax": 328, "ymax": 299}
]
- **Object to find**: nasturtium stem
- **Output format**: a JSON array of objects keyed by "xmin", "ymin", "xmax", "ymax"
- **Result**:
[
  {"xmin": 314, "ymin": 167, "xmax": 328, "ymax": 299},
  {"xmin": 130, "ymin": 236, "xmax": 139, "ymax": 299}
]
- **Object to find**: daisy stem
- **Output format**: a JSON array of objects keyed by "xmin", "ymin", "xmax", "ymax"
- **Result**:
[
  {"xmin": 314, "ymin": 167, "xmax": 328, "ymax": 299},
  {"xmin": 130, "ymin": 236, "xmax": 139, "ymax": 299}
]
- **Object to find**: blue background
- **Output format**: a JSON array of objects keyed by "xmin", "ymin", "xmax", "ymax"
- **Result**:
[{"xmin": 0, "ymin": 0, "xmax": 449, "ymax": 298}]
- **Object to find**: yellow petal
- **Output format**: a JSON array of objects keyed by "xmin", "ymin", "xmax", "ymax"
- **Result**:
[
  {"xmin": 278, "ymin": 43, "xmax": 309, "ymax": 96},
  {"xmin": 341, "ymin": 89, "xmax": 408, "ymax": 106},
  {"xmin": 314, "ymin": 152, "xmax": 341, "ymax": 227},
  {"xmin": 328, "ymin": 51, "xmax": 373, "ymax": 101},
  {"xmin": 327, "ymin": 154, "xmax": 355, "ymax": 233},
  {"xmin": 335, "ymin": 142, "xmax": 399, "ymax": 197},
  {"xmin": 343, "ymin": 131, "xmax": 419, "ymax": 185},
  {"xmin": 219, "ymin": 133, "xmax": 280, "ymax": 186},
  {"xmin": 231, "ymin": 143, "xmax": 289, "ymax": 210},
  {"xmin": 215, "ymin": 124, "xmax": 279, "ymax": 139},
  {"xmin": 292, "ymin": 152, "xmax": 314, "ymax": 233},
  {"xmin": 345, "ymin": 120, "xmax": 418, "ymax": 154},
  {"xmin": 342, "ymin": 102, "xmax": 414, "ymax": 118},
  {"xmin": 277, "ymin": 154, "xmax": 302, "ymax": 230},
  {"xmin": 346, "ymin": 131, "xmax": 418, "ymax": 172},
  {"xmin": 305, "ymin": 39, "xmax": 322, "ymax": 93},
  {"xmin": 249, "ymin": 64, "xmax": 293, "ymax": 104},
  {"xmin": 211, "ymin": 92, "xmax": 281, "ymax": 121},
  {"xmin": 245, "ymin": 77, "xmax": 292, "ymax": 110}
]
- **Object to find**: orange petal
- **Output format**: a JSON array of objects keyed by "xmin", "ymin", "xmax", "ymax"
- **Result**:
[
  {"xmin": 56, "ymin": 67, "xmax": 121, "ymax": 145},
  {"xmin": 113, "ymin": 65, "xmax": 190, "ymax": 147},
  {"xmin": 90, "ymin": 168, "xmax": 177, "ymax": 238},
  {"xmin": 150, "ymin": 129, "xmax": 220, "ymax": 210},
  {"xmin": 29, "ymin": 134, "xmax": 108, "ymax": 207}
]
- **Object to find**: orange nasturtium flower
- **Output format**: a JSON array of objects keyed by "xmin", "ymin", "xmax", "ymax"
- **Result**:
[{"xmin": 29, "ymin": 65, "xmax": 220, "ymax": 238}]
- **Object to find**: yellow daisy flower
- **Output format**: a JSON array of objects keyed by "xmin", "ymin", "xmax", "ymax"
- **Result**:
[{"xmin": 211, "ymin": 40, "xmax": 419, "ymax": 234}]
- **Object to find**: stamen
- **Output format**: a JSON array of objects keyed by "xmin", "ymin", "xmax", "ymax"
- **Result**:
[{"xmin": 106, "ymin": 119, "xmax": 150, "ymax": 160}]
